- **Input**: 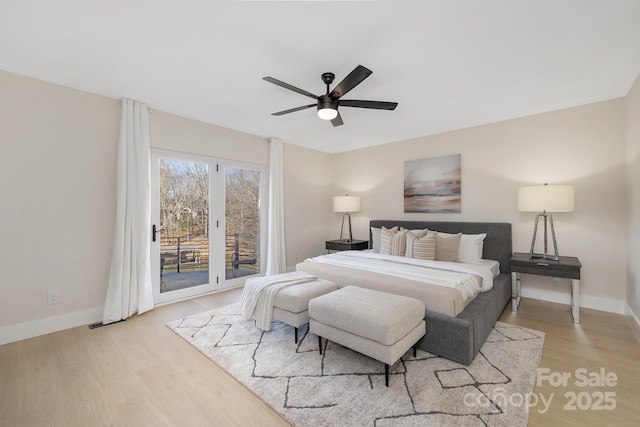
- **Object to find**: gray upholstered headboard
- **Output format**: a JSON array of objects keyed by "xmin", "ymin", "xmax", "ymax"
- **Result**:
[{"xmin": 369, "ymin": 220, "xmax": 512, "ymax": 274}]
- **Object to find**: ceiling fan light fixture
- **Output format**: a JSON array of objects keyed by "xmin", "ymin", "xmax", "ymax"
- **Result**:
[
  {"xmin": 318, "ymin": 94, "xmax": 338, "ymax": 120},
  {"xmin": 317, "ymin": 94, "xmax": 338, "ymax": 120},
  {"xmin": 318, "ymin": 107, "xmax": 338, "ymax": 120}
]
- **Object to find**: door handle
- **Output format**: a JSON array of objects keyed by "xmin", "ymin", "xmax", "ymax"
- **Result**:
[{"xmin": 152, "ymin": 224, "xmax": 164, "ymax": 242}]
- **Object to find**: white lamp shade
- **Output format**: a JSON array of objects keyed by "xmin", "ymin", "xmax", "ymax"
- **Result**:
[
  {"xmin": 333, "ymin": 195, "xmax": 361, "ymax": 213},
  {"xmin": 518, "ymin": 184, "xmax": 575, "ymax": 212}
]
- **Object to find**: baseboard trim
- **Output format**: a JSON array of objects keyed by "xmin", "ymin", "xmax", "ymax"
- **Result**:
[
  {"xmin": 0, "ymin": 283, "xmax": 250, "ymax": 346},
  {"xmin": 3, "ymin": 287, "xmax": 629, "ymax": 346},
  {"xmin": 624, "ymin": 303, "xmax": 640, "ymax": 342},
  {"xmin": 0, "ymin": 307, "xmax": 103, "ymax": 346},
  {"xmin": 520, "ymin": 288, "xmax": 625, "ymax": 314}
]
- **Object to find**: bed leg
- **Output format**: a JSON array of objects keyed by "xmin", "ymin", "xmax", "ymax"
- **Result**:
[
  {"xmin": 294, "ymin": 327, "xmax": 298, "ymax": 344},
  {"xmin": 318, "ymin": 336, "xmax": 322, "ymax": 355},
  {"xmin": 413, "ymin": 344, "xmax": 417, "ymax": 358}
]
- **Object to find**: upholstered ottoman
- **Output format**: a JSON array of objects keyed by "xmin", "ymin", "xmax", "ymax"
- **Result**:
[
  {"xmin": 273, "ymin": 279, "xmax": 338, "ymax": 343},
  {"xmin": 309, "ymin": 286, "xmax": 426, "ymax": 387}
]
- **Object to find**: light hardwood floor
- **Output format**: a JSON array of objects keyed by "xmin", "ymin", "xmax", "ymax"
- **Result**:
[
  {"xmin": 499, "ymin": 298, "xmax": 640, "ymax": 427},
  {"xmin": 1, "ymin": 290, "xmax": 638, "ymax": 426}
]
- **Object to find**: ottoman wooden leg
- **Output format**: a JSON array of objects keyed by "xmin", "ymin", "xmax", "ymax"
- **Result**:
[
  {"xmin": 385, "ymin": 364, "xmax": 389, "ymax": 387},
  {"xmin": 294, "ymin": 327, "xmax": 298, "ymax": 344},
  {"xmin": 318, "ymin": 336, "xmax": 323, "ymax": 354}
]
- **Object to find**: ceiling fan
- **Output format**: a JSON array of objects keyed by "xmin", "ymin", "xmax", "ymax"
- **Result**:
[{"xmin": 263, "ymin": 65, "xmax": 398, "ymax": 127}]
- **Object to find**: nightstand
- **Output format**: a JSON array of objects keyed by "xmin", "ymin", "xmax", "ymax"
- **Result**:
[
  {"xmin": 510, "ymin": 252, "xmax": 582, "ymax": 323},
  {"xmin": 325, "ymin": 239, "xmax": 369, "ymax": 252}
]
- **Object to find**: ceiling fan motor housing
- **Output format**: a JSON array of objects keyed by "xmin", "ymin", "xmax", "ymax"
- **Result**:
[{"xmin": 318, "ymin": 94, "xmax": 338, "ymax": 111}]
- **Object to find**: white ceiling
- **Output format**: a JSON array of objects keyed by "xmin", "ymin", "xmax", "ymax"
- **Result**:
[{"xmin": 2, "ymin": 0, "xmax": 640, "ymax": 153}]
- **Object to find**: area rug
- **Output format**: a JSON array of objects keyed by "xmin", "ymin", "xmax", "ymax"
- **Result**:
[{"xmin": 167, "ymin": 303, "xmax": 544, "ymax": 427}]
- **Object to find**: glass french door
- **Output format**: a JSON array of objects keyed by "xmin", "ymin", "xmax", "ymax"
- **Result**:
[
  {"xmin": 225, "ymin": 166, "xmax": 261, "ymax": 279},
  {"xmin": 151, "ymin": 150, "xmax": 266, "ymax": 304}
]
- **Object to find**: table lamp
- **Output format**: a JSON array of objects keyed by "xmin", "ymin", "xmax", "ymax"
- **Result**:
[
  {"xmin": 518, "ymin": 184, "xmax": 575, "ymax": 260},
  {"xmin": 333, "ymin": 195, "xmax": 361, "ymax": 242}
]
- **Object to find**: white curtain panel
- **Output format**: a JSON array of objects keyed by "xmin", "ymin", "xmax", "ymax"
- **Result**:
[
  {"xmin": 103, "ymin": 99, "xmax": 154, "ymax": 324},
  {"xmin": 265, "ymin": 137, "xmax": 287, "ymax": 275}
]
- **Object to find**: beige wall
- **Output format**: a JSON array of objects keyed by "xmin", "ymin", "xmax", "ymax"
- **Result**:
[
  {"xmin": 150, "ymin": 110, "xmax": 268, "ymax": 164},
  {"xmin": 626, "ymin": 74, "xmax": 640, "ymax": 324},
  {"xmin": 332, "ymin": 100, "xmax": 629, "ymax": 313},
  {"xmin": 0, "ymin": 70, "xmax": 120, "ymax": 333},
  {"xmin": 283, "ymin": 143, "xmax": 333, "ymax": 270}
]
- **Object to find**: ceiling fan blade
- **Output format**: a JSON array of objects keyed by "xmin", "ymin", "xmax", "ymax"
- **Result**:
[
  {"xmin": 271, "ymin": 104, "xmax": 316, "ymax": 116},
  {"xmin": 331, "ymin": 112, "xmax": 344, "ymax": 127},
  {"xmin": 340, "ymin": 100, "xmax": 398, "ymax": 110},
  {"xmin": 263, "ymin": 76, "xmax": 318, "ymax": 100},
  {"xmin": 329, "ymin": 65, "xmax": 372, "ymax": 99}
]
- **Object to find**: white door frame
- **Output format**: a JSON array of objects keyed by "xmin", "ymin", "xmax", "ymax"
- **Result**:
[{"xmin": 150, "ymin": 149, "xmax": 267, "ymax": 304}]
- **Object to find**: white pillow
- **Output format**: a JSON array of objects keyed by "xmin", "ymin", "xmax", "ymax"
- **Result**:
[
  {"xmin": 437, "ymin": 232, "xmax": 487, "ymax": 264},
  {"xmin": 371, "ymin": 227, "xmax": 381, "ymax": 252}
]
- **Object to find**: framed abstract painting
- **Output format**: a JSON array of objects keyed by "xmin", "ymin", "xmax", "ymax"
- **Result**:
[{"xmin": 404, "ymin": 154, "xmax": 461, "ymax": 213}]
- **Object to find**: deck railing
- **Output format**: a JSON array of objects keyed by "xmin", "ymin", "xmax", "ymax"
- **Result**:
[{"xmin": 160, "ymin": 234, "xmax": 258, "ymax": 275}]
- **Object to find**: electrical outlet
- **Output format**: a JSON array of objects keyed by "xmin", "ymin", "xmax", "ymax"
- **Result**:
[{"xmin": 48, "ymin": 289, "xmax": 61, "ymax": 305}]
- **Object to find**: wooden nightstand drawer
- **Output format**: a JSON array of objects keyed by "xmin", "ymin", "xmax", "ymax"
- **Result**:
[
  {"xmin": 510, "ymin": 253, "xmax": 581, "ymax": 279},
  {"xmin": 325, "ymin": 239, "xmax": 369, "ymax": 252}
]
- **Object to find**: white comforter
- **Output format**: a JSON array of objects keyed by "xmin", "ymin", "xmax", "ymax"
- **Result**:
[{"xmin": 308, "ymin": 250, "xmax": 495, "ymax": 300}]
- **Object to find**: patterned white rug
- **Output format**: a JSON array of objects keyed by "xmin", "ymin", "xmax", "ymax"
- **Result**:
[{"xmin": 167, "ymin": 303, "xmax": 544, "ymax": 427}]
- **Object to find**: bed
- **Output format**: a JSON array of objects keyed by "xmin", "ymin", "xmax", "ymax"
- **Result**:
[{"xmin": 296, "ymin": 220, "xmax": 512, "ymax": 365}]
